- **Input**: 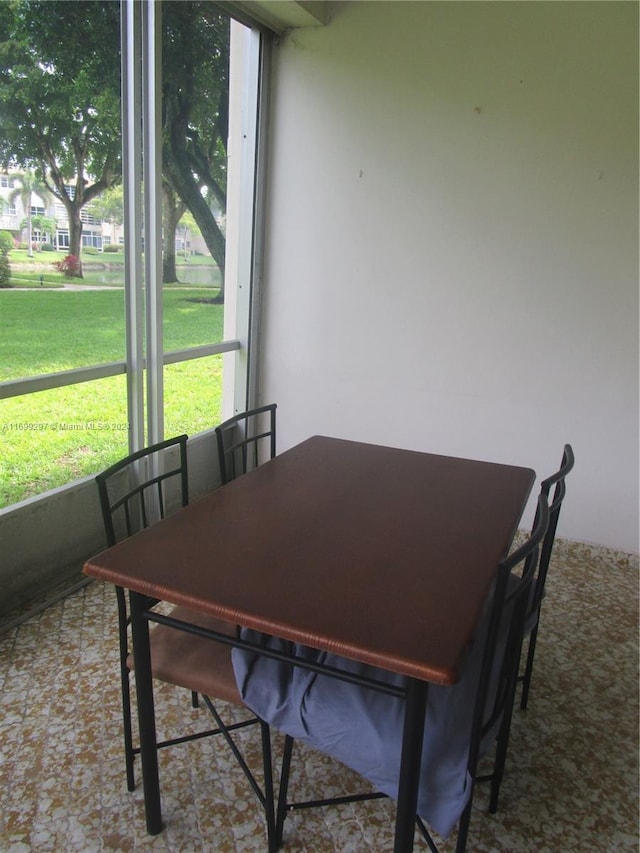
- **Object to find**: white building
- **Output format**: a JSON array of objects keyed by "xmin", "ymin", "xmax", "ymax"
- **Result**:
[
  {"xmin": 0, "ymin": 174, "xmax": 107, "ymax": 251},
  {"xmin": 0, "ymin": 174, "xmax": 213, "ymax": 255}
]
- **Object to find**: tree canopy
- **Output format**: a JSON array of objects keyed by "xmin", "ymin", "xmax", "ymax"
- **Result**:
[
  {"xmin": 0, "ymin": 1, "xmax": 230, "ymax": 289},
  {"xmin": 9, "ymin": 169, "xmax": 50, "ymax": 255},
  {"xmin": 162, "ymin": 2, "xmax": 230, "ymax": 297},
  {"xmin": 0, "ymin": 0, "xmax": 122, "ymax": 275}
]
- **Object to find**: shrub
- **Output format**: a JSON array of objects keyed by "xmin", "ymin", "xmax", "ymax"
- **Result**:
[
  {"xmin": 40, "ymin": 243, "xmax": 54, "ymax": 252},
  {"xmin": 0, "ymin": 230, "xmax": 14, "ymax": 254},
  {"xmin": 83, "ymin": 245, "xmax": 99, "ymax": 255},
  {"xmin": 103, "ymin": 244, "xmax": 120, "ymax": 253},
  {"xmin": 53, "ymin": 254, "xmax": 80, "ymax": 276},
  {"xmin": 0, "ymin": 252, "xmax": 11, "ymax": 287}
]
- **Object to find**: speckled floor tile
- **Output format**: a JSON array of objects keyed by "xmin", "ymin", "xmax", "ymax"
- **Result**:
[{"xmin": 0, "ymin": 538, "xmax": 637, "ymax": 852}]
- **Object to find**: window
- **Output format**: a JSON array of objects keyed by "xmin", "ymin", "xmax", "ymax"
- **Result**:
[
  {"xmin": 80, "ymin": 210, "xmax": 101, "ymax": 225},
  {"xmin": 56, "ymin": 230, "xmax": 70, "ymax": 250},
  {"xmin": 81, "ymin": 233, "xmax": 103, "ymax": 249},
  {"xmin": 0, "ymin": 2, "xmax": 268, "ymax": 508}
]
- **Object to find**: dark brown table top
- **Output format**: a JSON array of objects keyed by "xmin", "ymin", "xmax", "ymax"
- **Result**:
[{"xmin": 84, "ymin": 436, "xmax": 535, "ymax": 686}]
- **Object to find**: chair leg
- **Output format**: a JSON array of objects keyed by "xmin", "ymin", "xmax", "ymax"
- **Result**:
[
  {"xmin": 488, "ymin": 678, "xmax": 519, "ymax": 815},
  {"xmin": 276, "ymin": 735, "xmax": 294, "ymax": 848},
  {"xmin": 120, "ymin": 651, "xmax": 136, "ymax": 791},
  {"xmin": 520, "ymin": 624, "xmax": 539, "ymax": 710},
  {"xmin": 260, "ymin": 722, "xmax": 278, "ymax": 853},
  {"xmin": 455, "ymin": 789, "xmax": 473, "ymax": 853},
  {"xmin": 116, "ymin": 587, "xmax": 137, "ymax": 792}
]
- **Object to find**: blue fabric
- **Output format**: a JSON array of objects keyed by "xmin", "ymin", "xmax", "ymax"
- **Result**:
[{"xmin": 232, "ymin": 605, "xmax": 498, "ymax": 839}]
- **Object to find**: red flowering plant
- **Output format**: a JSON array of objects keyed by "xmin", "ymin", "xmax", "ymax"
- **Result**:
[{"xmin": 53, "ymin": 254, "xmax": 80, "ymax": 277}]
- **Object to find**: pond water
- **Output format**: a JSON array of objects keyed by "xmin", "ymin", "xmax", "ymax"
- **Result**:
[{"xmin": 84, "ymin": 264, "xmax": 221, "ymax": 287}]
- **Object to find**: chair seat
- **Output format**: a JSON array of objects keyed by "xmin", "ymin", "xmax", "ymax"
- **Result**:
[{"xmin": 128, "ymin": 608, "xmax": 242, "ymax": 706}]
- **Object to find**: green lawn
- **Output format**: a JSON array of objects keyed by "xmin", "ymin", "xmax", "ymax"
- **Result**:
[{"xmin": 0, "ymin": 286, "xmax": 225, "ymax": 507}]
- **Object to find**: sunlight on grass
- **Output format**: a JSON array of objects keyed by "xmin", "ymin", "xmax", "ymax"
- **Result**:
[
  {"xmin": 0, "ymin": 289, "xmax": 224, "ymax": 379},
  {"xmin": 0, "ymin": 356, "xmax": 223, "ymax": 507},
  {"xmin": 0, "ymin": 376, "xmax": 130, "ymax": 506},
  {"xmin": 0, "ymin": 284, "xmax": 227, "ymax": 507},
  {"xmin": 164, "ymin": 356, "xmax": 223, "ymax": 437},
  {"xmin": 0, "ymin": 291, "xmax": 126, "ymax": 377}
]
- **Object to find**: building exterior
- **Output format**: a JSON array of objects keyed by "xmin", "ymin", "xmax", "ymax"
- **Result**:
[
  {"xmin": 0, "ymin": 174, "xmax": 108, "ymax": 251},
  {"xmin": 0, "ymin": 174, "xmax": 210, "ymax": 254}
]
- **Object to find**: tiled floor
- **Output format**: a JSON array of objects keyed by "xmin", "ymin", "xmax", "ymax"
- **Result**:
[{"xmin": 0, "ymin": 538, "xmax": 638, "ymax": 852}]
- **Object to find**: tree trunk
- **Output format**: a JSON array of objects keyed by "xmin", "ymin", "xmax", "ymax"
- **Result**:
[
  {"xmin": 46, "ymin": 174, "xmax": 86, "ymax": 278},
  {"xmin": 164, "ymin": 145, "xmax": 225, "ymax": 302},
  {"xmin": 68, "ymin": 209, "xmax": 84, "ymax": 277},
  {"xmin": 162, "ymin": 185, "xmax": 185, "ymax": 284},
  {"xmin": 26, "ymin": 208, "xmax": 33, "ymax": 257}
]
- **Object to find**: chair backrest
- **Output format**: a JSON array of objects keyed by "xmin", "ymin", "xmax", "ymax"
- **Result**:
[
  {"xmin": 535, "ymin": 443, "xmax": 575, "ymax": 606},
  {"xmin": 215, "ymin": 403, "xmax": 277, "ymax": 485},
  {"xmin": 467, "ymin": 492, "xmax": 550, "ymax": 773},
  {"xmin": 95, "ymin": 434, "xmax": 189, "ymax": 547}
]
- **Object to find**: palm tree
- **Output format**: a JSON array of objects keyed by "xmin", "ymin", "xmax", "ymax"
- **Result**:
[{"xmin": 9, "ymin": 170, "xmax": 50, "ymax": 257}]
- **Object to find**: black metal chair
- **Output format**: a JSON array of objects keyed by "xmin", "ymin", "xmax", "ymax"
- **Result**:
[
  {"xmin": 275, "ymin": 494, "xmax": 550, "ymax": 853},
  {"xmin": 95, "ymin": 434, "xmax": 277, "ymax": 850},
  {"xmin": 215, "ymin": 403, "xmax": 277, "ymax": 484},
  {"xmin": 518, "ymin": 443, "xmax": 575, "ymax": 710}
]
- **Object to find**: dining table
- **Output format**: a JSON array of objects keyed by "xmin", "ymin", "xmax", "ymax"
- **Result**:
[{"xmin": 83, "ymin": 434, "xmax": 535, "ymax": 852}]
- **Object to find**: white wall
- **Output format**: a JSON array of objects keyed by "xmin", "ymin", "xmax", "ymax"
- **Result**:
[{"xmin": 258, "ymin": 1, "xmax": 639, "ymax": 552}]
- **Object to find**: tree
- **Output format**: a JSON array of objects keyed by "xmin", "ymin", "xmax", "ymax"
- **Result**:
[
  {"xmin": 9, "ymin": 169, "xmax": 50, "ymax": 255},
  {"xmin": 162, "ymin": 3, "xmax": 229, "ymax": 300},
  {"xmin": 162, "ymin": 182, "xmax": 186, "ymax": 284},
  {"xmin": 0, "ymin": 1, "xmax": 122, "ymax": 276},
  {"xmin": 0, "ymin": 2, "xmax": 230, "ymax": 286},
  {"xmin": 91, "ymin": 185, "xmax": 124, "ymax": 247},
  {"xmin": 29, "ymin": 213, "xmax": 57, "ymax": 248}
]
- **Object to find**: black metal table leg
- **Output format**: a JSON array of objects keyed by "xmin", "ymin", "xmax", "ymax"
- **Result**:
[
  {"xmin": 129, "ymin": 591, "xmax": 162, "ymax": 835},
  {"xmin": 394, "ymin": 677, "xmax": 428, "ymax": 853}
]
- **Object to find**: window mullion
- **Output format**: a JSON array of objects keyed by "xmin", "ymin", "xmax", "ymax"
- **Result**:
[
  {"xmin": 121, "ymin": 0, "xmax": 145, "ymax": 453},
  {"xmin": 142, "ymin": 0, "xmax": 164, "ymax": 447}
]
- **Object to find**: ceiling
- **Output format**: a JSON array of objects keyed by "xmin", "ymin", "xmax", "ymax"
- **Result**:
[{"xmin": 219, "ymin": 1, "xmax": 328, "ymax": 33}]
